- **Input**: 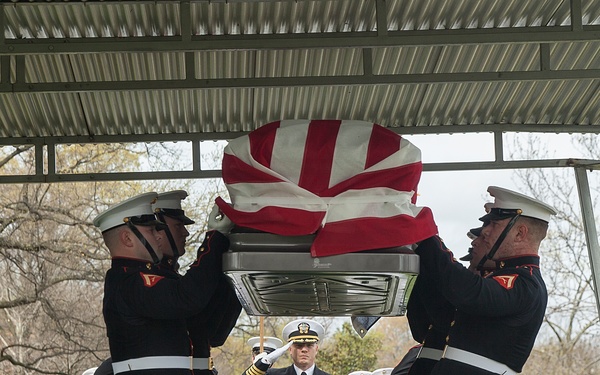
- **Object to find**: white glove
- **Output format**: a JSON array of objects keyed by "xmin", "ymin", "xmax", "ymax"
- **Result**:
[
  {"xmin": 254, "ymin": 352, "xmax": 269, "ymax": 363},
  {"xmin": 207, "ymin": 205, "xmax": 234, "ymax": 234},
  {"xmin": 265, "ymin": 341, "xmax": 293, "ymax": 364},
  {"xmin": 247, "ymin": 342, "xmax": 292, "ymax": 374}
]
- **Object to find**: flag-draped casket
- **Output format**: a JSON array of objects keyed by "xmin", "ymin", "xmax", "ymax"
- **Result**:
[{"xmin": 216, "ymin": 119, "xmax": 438, "ymax": 257}]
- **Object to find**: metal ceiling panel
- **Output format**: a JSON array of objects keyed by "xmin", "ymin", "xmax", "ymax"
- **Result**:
[
  {"xmin": 3, "ymin": 78, "xmax": 600, "ymax": 140},
  {"xmin": 191, "ymin": 0, "xmax": 376, "ymax": 35},
  {"xmin": 552, "ymin": 41, "xmax": 600, "ymax": 69},
  {"xmin": 386, "ymin": 0, "xmax": 573, "ymax": 29},
  {"xmin": 4, "ymin": 2, "xmax": 181, "ymax": 39}
]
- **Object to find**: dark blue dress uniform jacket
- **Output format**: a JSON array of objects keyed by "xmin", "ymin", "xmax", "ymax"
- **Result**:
[
  {"xmin": 414, "ymin": 236, "xmax": 547, "ymax": 375},
  {"xmin": 102, "ymin": 230, "xmax": 228, "ymax": 375},
  {"xmin": 403, "ymin": 269, "xmax": 454, "ymax": 375},
  {"xmin": 267, "ymin": 365, "xmax": 331, "ymax": 375},
  {"xmin": 159, "ymin": 251, "xmax": 242, "ymax": 375},
  {"xmin": 187, "ymin": 273, "xmax": 242, "ymax": 375}
]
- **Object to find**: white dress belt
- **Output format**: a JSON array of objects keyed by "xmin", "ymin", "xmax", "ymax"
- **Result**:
[
  {"xmin": 443, "ymin": 347, "xmax": 518, "ymax": 375},
  {"xmin": 417, "ymin": 347, "xmax": 443, "ymax": 361},
  {"xmin": 112, "ymin": 356, "xmax": 210, "ymax": 374}
]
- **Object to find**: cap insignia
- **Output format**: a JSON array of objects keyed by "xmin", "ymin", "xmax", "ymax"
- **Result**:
[{"xmin": 298, "ymin": 322, "xmax": 310, "ymax": 334}]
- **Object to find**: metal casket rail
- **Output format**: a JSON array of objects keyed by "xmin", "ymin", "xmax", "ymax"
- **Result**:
[{"xmin": 223, "ymin": 232, "xmax": 419, "ymax": 316}]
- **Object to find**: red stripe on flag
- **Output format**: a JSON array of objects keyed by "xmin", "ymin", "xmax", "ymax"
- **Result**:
[
  {"xmin": 323, "ymin": 162, "xmax": 423, "ymax": 201},
  {"xmin": 310, "ymin": 208, "xmax": 438, "ymax": 257},
  {"xmin": 216, "ymin": 197, "xmax": 324, "ymax": 235},
  {"xmin": 249, "ymin": 121, "xmax": 281, "ymax": 168},
  {"xmin": 298, "ymin": 120, "xmax": 342, "ymax": 194},
  {"xmin": 365, "ymin": 124, "xmax": 402, "ymax": 169},
  {"xmin": 221, "ymin": 154, "xmax": 285, "ymax": 184}
]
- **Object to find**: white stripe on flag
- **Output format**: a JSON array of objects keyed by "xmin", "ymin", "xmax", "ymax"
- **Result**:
[
  {"xmin": 232, "ymin": 188, "xmax": 414, "ymax": 207},
  {"xmin": 270, "ymin": 124, "xmax": 309, "ymax": 185},
  {"xmin": 227, "ymin": 181, "xmax": 327, "ymax": 212},
  {"xmin": 323, "ymin": 188, "xmax": 417, "ymax": 222},
  {"xmin": 329, "ymin": 122, "xmax": 370, "ymax": 188}
]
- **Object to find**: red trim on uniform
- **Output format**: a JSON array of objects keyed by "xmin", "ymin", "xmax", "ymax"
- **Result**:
[
  {"xmin": 112, "ymin": 256, "xmax": 147, "ymax": 261},
  {"xmin": 517, "ymin": 265, "xmax": 538, "ymax": 275},
  {"xmin": 194, "ymin": 231, "xmax": 214, "ymax": 265},
  {"xmin": 496, "ymin": 254, "xmax": 539, "ymax": 261}
]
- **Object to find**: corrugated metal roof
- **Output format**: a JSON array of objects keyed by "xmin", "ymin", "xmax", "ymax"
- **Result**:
[{"xmin": 1, "ymin": 0, "xmax": 600, "ymax": 174}]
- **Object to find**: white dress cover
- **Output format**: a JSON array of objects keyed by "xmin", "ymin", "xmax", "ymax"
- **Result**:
[{"xmin": 216, "ymin": 119, "xmax": 438, "ymax": 257}]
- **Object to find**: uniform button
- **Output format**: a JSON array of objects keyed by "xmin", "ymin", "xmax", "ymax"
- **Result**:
[
  {"xmin": 450, "ymin": 320, "xmax": 455, "ymax": 326},
  {"xmin": 146, "ymin": 263, "xmax": 152, "ymax": 270},
  {"xmin": 446, "ymin": 336, "xmax": 450, "ymax": 343},
  {"xmin": 199, "ymin": 247, "xmax": 205, "ymax": 252},
  {"xmin": 500, "ymin": 261, "xmax": 505, "ymax": 268}
]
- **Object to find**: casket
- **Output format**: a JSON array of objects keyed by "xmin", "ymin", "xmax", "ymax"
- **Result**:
[
  {"xmin": 218, "ymin": 120, "xmax": 437, "ymax": 317},
  {"xmin": 223, "ymin": 230, "xmax": 419, "ymax": 316}
]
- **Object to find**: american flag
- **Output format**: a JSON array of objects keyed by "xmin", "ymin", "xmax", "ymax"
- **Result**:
[{"xmin": 216, "ymin": 119, "xmax": 438, "ymax": 257}]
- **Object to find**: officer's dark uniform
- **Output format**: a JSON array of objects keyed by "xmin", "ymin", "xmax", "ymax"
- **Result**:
[
  {"xmin": 152, "ymin": 190, "xmax": 242, "ymax": 375},
  {"xmin": 157, "ymin": 256, "xmax": 241, "ymax": 375},
  {"xmin": 391, "ymin": 344, "xmax": 421, "ymax": 375},
  {"xmin": 414, "ymin": 235, "xmax": 547, "ymax": 374},
  {"xmin": 186, "ymin": 273, "xmax": 242, "ymax": 375},
  {"xmin": 399, "ymin": 264, "xmax": 455, "ymax": 375},
  {"xmin": 158, "ymin": 256, "xmax": 241, "ymax": 375},
  {"xmin": 103, "ymin": 230, "xmax": 228, "ymax": 375}
]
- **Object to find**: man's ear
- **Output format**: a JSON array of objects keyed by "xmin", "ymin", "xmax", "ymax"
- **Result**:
[
  {"xmin": 514, "ymin": 223, "xmax": 529, "ymax": 242},
  {"xmin": 120, "ymin": 228, "xmax": 135, "ymax": 248}
]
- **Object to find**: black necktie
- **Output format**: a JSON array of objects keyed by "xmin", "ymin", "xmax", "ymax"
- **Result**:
[{"xmin": 301, "ymin": 372, "xmax": 307, "ymax": 375}]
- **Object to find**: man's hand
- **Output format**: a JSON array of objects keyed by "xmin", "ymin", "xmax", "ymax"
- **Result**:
[
  {"xmin": 265, "ymin": 341, "xmax": 293, "ymax": 364},
  {"xmin": 242, "ymin": 342, "xmax": 293, "ymax": 375},
  {"xmin": 207, "ymin": 205, "xmax": 234, "ymax": 234}
]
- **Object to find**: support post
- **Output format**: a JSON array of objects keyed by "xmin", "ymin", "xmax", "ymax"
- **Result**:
[{"xmin": 574, "ymin": 166, "xmax": 600, "ymax": 315}]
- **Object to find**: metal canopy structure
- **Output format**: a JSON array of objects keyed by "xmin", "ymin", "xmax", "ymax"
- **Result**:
[{"xmin": 0, "ymin": 0, "xmax": 599, "ymax": 313}]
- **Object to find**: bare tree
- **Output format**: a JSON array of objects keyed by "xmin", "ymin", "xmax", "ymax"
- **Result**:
[
  {"xmin": 0, "ymin": 141, "xmax": 233, "ymax": 375},
  {"xmin": 0, "ymin": 145, "xmax": 148, "ymax": 374}
]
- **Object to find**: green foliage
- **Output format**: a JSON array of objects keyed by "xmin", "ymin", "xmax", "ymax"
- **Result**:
[{"xmin": 318, "ymin": 322, "xmax": 383, "ymax": 375}]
